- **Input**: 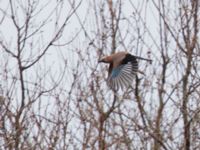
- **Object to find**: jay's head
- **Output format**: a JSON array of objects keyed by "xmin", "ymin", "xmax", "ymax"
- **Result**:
[{"xmin": 98, "ymin": 56, "xmax": 112, "ymax": 63}]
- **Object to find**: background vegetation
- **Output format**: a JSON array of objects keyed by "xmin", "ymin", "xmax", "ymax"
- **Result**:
[{"xmin": 0, "ymin": 0, "xmax": 199, "ymax": 149}]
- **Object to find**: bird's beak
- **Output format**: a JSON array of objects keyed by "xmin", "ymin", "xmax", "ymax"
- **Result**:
[{"xmin": 98, "ymin": 59, "xmax": 104, "ymax": 63}]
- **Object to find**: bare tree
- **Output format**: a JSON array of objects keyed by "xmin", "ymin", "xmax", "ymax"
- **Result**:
[
  {"xmin": 0, "ymin": 0, "xmax": 81, "ymax": 149},
  {"xmin": 0, "ymin": 0, "xmax": 200, "ymax": 150}
]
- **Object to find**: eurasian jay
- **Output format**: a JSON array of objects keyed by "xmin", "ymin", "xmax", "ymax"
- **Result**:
[{"xmin": 99, "ymin": 51, "xmax": 138, "ymax": 91}]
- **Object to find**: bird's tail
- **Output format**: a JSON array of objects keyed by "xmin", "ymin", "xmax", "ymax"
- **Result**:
[{"xmin": 134, "ymin": 56, "xmax": 152, "ymax": 64}]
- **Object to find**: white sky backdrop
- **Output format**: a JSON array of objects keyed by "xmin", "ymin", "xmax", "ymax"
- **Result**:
[{"xmin": 1, "ymin": 0, "xmax": 198, "ymax": 149}]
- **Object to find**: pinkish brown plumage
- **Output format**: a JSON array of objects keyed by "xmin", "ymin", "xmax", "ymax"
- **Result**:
[{"xmin": 99, "ymin": 51, "xmax": 138, "ymax": 90}]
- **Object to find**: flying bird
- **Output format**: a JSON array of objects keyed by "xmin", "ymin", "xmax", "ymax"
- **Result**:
[{"xmin": 98, "ymin": 51, "xmax": 139, "ymax": 91}]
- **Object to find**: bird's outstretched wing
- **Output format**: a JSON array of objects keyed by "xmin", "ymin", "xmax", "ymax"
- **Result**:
[{"xmin": 108, "ymin": 59, "xmax": 138, "ymax": 90}]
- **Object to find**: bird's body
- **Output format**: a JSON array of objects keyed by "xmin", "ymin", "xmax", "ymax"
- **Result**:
[{"xmin": 99, "ymin": 51, "xmax": 138, "ymax": 90}]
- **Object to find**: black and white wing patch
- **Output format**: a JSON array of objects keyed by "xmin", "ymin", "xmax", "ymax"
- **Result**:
[{"xmin": 108, "ymin": 61, "xmax": 138, "ymax": 90}]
